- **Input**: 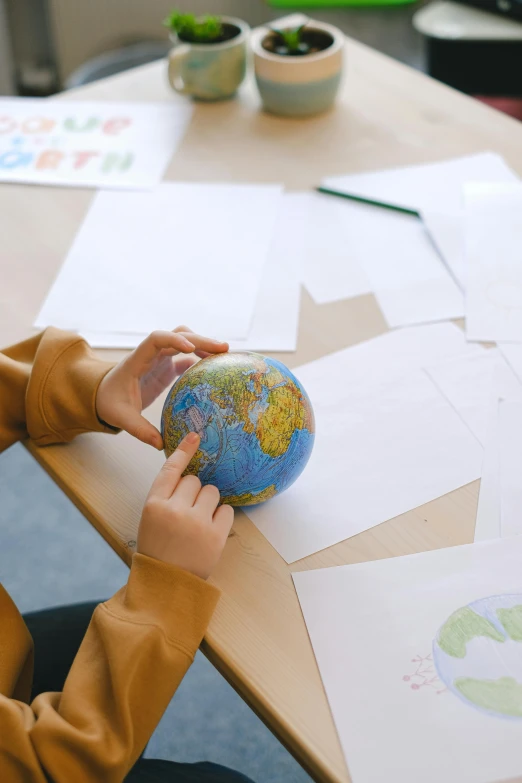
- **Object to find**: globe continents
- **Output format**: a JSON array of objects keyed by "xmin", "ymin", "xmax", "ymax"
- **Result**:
[
  {"xmin": 161, "ymin": 352, "xmax": 315, "ymax": 506},
  {"xmin": 433, "ymin": 594, "xmax": 522, "ymax": 719}
]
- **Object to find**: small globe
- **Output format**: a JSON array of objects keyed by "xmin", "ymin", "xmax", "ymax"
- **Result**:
[{"xmin": 161, "ymin": 352, "xmax": 315, "ymax": 506}]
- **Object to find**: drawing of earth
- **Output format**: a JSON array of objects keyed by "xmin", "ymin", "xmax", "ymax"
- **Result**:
[{"xmin": 433, "ymin": 594, "xmax": 522, "ymax": 719}]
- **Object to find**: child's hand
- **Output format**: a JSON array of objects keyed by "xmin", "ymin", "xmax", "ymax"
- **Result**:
[
  {"xmin": 96, "ymin": 327, "xmax": 228, "ymax": 449},
  {"xmin": 137, "ymin": 432, "xmax": 233, "ymax": 580}
]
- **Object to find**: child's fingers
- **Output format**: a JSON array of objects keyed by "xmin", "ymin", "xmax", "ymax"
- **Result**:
[
  {"xmin": 118, "ymin": 407, "xmax": 163, "ymax": 450},
  {"xmin": 194, "ymin": 483, "xmax": 221, "ymax": 515},
  {"xmin": 213, "ymin": 503, "xmax": 234, "ymax": 536},
  {"xmin": 171, "ymin": 356, "xmax": 197, "ymax": 377},
  {"xmin": 130, "ymin": 331, "xmax": 195, "ymax": 370},
  {"xmin": 172, "ymin": 474, "xmax": 201, "ymax": 507},
  {"xmin": 175, "ymin": 332, "xmax": 229, "ymax": 355},
  {"xmin": 149, "ymin": 433, "xmax": 200, "ymax": 499}
]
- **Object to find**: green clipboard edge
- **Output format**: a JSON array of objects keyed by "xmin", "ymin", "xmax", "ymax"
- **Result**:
[{"xmin": 268, "ymin": 0, "xmax": 416, "ymax": 7}]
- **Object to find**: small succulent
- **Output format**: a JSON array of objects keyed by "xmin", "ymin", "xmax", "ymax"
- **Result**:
[
  {"xmin": 270, "ymin": 23, "xmax": 310, "ymax": 56},
  {"xmin": 163, "ymin": 11, "xmax": 223, "ymax": 43}
]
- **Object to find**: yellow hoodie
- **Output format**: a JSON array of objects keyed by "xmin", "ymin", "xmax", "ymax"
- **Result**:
[{"xmin": 0, "ymin": 328, "xmax": 220, "ymax": 782}]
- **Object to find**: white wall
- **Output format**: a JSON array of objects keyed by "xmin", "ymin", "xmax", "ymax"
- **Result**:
[{"xmin": 48, "ymin": 0, "xmax": 277, "ymax": 82}]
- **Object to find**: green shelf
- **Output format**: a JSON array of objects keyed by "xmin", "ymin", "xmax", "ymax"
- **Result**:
[{"xmin": 267, "ymin": 0, "xmax": 416, "ymax": 7}]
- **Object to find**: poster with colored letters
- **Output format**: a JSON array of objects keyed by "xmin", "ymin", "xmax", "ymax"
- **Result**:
[{"xmin": 0, "ymin": 98, "xmax": 193, "ymax": 189}]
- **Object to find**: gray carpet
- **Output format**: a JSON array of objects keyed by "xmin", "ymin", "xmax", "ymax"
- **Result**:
[{"xmin": 0, "ymin": 443, "xmax": 310, "ymax": 782}]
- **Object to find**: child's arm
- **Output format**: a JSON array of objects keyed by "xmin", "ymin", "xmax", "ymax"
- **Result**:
[
  {"xmin": 0, "ymin": 434, "xmax": 233, "ymax": 782},
  {"xmin": 0, "ymin": 327, "xmax": 227, "ymax": 453}
]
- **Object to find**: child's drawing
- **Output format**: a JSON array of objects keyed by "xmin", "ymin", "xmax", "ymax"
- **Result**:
[
  {"xmin": 432, "ymin": 594, "xmax": 522, "ymax": 719},
  {"xmin": 402, "ymin": 653, "xmax": 446, "ymax": 695}
]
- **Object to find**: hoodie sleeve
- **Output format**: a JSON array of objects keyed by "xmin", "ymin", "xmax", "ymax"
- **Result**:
[{"xmin": 0, "ymin": 327, "xmax": 116, "ymax": 453}]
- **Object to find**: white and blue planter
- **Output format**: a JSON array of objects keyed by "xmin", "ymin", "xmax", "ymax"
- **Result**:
[{"xmin": 251, "ymin": 20, "xmax": 344, "ymax": 118}]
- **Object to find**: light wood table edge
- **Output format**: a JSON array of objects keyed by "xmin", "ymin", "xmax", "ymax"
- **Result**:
[{"xmin": 24, "ymin": 438, "xmax": 332, "ymax": 782}]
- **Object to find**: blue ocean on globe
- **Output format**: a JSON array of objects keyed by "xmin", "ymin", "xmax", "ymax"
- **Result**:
[{"xmin": 161, "ymin": 352, "xmax": 315, "ymax": 506}]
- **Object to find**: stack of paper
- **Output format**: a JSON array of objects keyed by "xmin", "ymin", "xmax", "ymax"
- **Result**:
[
  {"xmin": 302, "ymin": 192, "xmax": 464, "ymax": 327},
  {"xmin": 321, "ymin": 152, "xmax": 518, "ymax": 300},
  {"xmin": 299, "ymin": 192, "xmax": 372, "ymax": 305},
  {"xmin": 78, "ymin": 191, "xmax": 303, "ymax": 353},
  {"xmin": 465, "ymin": 183, "xmax": 522, "ymax": 344},
  {"xmin": 322, "ymin": 151, "xmax": 518, "ymax": 216},
  {"xmin": 245, "ymin": 323, "xmax": 488, "ymax": 563},
  {"xmin": 474, "ymin": 361, "xmax": 522, "ymax": 542},
  {"xmin": 35, "ymin": 183, "xmax": 299, "ymax": 350}
]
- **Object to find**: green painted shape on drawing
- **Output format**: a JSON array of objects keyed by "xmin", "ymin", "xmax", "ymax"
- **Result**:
[
  {"xmin": 456, "ymin": 677, "xmax": 522, "ymax": 717},
  {"xmin": 437, "ymin": 607, "xmax": 505, "ymax": 658},
  {"xmin": 497, "ymin": 605, "xmax": 522, "ymax": 641}
]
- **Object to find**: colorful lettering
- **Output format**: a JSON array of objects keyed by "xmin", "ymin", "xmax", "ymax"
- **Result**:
[
  {"xmin": 36, "ymin": 150, "xmax": 65, "ymax": 170},
  {"xmin": 0, "ymin": 116, "xmax": 16, "ymax": 134},
  {"xmin": 63, "ymin": 117, "xmax": 99, "ymax": 133},
  {"xmin": 0, "ymin": 150, "xmax": 33, "ymax": 168},
  {"xmin": 73, "ymin": 151, "xmax": 100, "ymax": 169},
  {"xmin": 101, "ymin": 152, "xmax": 134, "ymax": 173},
  {"xmin": 103, "ymin": 117, "xmax": 132, "ymax": 136},
  {"xmin": 21, "ymin": 116, "xmax": 56, "ymax": 134}
]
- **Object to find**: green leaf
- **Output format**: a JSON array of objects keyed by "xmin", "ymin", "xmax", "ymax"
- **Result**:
[
  {"xmin": 270, "ymin": 22, "xmax": 308, "ymax": 55},
  {"xmin": 162, "ymin": 9, "xmax": 223, "ymax": 42}
]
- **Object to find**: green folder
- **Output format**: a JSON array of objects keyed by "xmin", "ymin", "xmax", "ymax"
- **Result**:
[{"xmin": 268, "ymin": 0, "xmax": 416, "ymax": 7}]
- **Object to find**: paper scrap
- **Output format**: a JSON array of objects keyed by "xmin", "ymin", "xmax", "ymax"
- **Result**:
[
  {"xmin": 35, "ymin": 183, "xmax": 283, "ymax": 339},
  {"xmin": 293, "ymin": 536, "xmax": 522, "ymax": 783},
  {"xmin": 0, "ymin": 98, "xmax": 193, "ymax": 189},
  {"xmin": 465, "ymin": 183, "xmax": 522, "ymax": 343}
]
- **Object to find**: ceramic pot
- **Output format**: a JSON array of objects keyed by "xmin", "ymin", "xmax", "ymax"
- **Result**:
[
  {"xmin": 168, "ymin": 17, "xmax": 249, "ymax": 101},
  {"xmin": 251, "ymin": 19, "xmax": 344, "ymax": 117}
]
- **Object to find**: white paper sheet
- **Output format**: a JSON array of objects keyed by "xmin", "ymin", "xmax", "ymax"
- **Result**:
[
  {"xmin": 305, "ymin": 198, "xmax": 464, "ymax": 327},
  {"xmin": 299, "ymin": 192, "xmax": 372, "ymax": 305},
  {"xmin": 424, "ymin": 349, "xmax": 505, "ymax": 445},
  {"xmin": 474, "ymin": 364, "xmax": 522, "ymax": 542},
  {"xmin": 422, "ymin": 211, "xmax": 465, "ymax": 289},
  {"xmin": 465, "ymin": 183, "xmax": 522, "ymax": 343},
  {"xmin": 293, "ymin": 536, "xmax": 522, "ymax": 783},
  {"xmin": 286, "ymin": 322, "xmax": 481, "ymax": 405},
  {"xmin": 0, "ymin": 98, "xmax": 193, "ymax": 189},
  {"xmin": 77, "ymin": 192, "xmax": 302, "ymax": 351},
  {"xmin": 245, "ymin": 323, "xmax": 484, "ymax": 563},
  {"xmin": 35, "ymin": 183, "xmax": 283, "ymax": 338},
  {"xmin": 322, "ymin": 152, "xmax": 518, "ymax": 215},
  {"xmin": 499, "ymin": 399, "xmax": 522, "ymax": 538},
  {"xmin": 498, "ymin": 342, "xmax": 522, "ymax": 385}
]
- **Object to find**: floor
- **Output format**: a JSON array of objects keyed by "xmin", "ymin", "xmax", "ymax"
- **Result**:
[{"xmin": 0, "ymin": 5, "xmax": 424, "ymax": 781}]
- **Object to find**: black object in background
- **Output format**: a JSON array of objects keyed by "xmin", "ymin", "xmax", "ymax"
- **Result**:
[{"xmin": 426, "ymin": 38, "xmax": 522, "ymax": 95}]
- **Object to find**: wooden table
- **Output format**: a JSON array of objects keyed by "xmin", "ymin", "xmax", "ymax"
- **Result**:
[{"xmin": 3, "ymin": 37, "xmax": 522, "ymax": 783}]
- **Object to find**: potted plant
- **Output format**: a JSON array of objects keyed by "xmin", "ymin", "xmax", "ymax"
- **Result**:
[
  {"xmin": 163, "ymin": 10, "xmax": 249, "ymax": 101},
  {"xmin": 251, "ymin": 15, "xmax": 344, "ymax": 117}
]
